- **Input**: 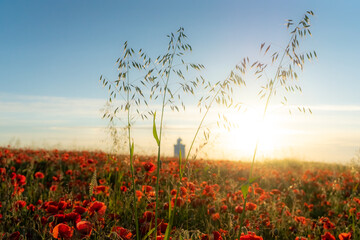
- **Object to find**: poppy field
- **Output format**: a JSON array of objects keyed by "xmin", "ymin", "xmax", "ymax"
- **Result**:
[{"xmin": 0, "ymin": 147, "xmax": 358, "ymax": 239}]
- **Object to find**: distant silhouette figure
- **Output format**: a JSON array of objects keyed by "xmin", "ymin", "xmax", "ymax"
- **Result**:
[{"xmin": 174, "ymin": 138, "xmax": 185, "ymax": 158}]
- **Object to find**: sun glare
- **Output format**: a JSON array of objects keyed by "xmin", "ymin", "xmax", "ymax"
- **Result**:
[{"xmin": 218, "ymin": 108, "xmax": 284, "ymax": 159}]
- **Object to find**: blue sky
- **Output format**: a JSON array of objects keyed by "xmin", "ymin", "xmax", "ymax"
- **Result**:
[{"xmin": 1, "ymin": 1, "xmax": 359, "ymax": 162}]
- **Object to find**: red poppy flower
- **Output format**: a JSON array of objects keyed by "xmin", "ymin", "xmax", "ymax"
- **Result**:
[
  {"xmin": 121, "ymin": 186, "xmax": 128, "ymax": 192},
  {"xmin": 321, "ymin": 232, "xmax": 336, "ymax": 240},
  {"xmin": 246, "ymin": 202, "xmax": 257, "ymax": 211},
  {"xmin": 180, "ymin": 186, "xmax": 187, "ymax": 196},
  {"xmin": 339, "ymin": 232, "xmax": 351, "ymax": 240},
  {"xmin": 171, "ymin": 197, "xmax": 185, "ymax": 207},
  {"xmin": 320, "ymin": 217, "xmax": 335, "ymax": 230},
  {"xmin": 76, "ymin": 221, "xmax": 92, "ymax": 238},
  {"xmin": 112, "ymin": 226, "xmax": 132, "ymax": 240},
  {"xmin": 239, "ymin": 231, "xmax": 263, "ymax": 240},
  {"xmin": 58, "ymin": 201, "xmax": 67, "ymax": 210},
  {"xmin": 142, "ymin": 185, "xmax": 153, "ymax": 193},
  {"xmin": 254, "ymin": 188, "xmax": 264, "ymax": 195},
  {"xmin": 65, "ymin": 212, "xmax": 81, "ymax": 223},
  {"xmin": 52, "ymin": 223, "xmax": 74, "ymax": 239},
  {"xmin": 88, "ymin": 201, "xmax": 106, "ymax": 216},
  {"xmin": 98, "ymin": 178, "xmax": 106, "ymax": 184},
  {"xmin": 211, "ymin": 213, "xmax": 220, "ymax": 221},
  {"xmin": 220, "ymin": 205, "xmax": 228, "ymax": 212},
  {"xmin": 93, "ymin": 185, "xmax": 109, "ymax": 195},
  {"xmin": 73, "ymin": 206, "xmax": 87, "ymax": 215},
  {"xmin": 34, "ymin": 172, "xmax": 45, "ymax": 179},
  {"xmin": 14, "ymin": 200, "xmax": 26, "ymax": 210},
  {"xmin": 213, "ymin": 231, "xmax": 223, "ymax": 240},
  {"xmin": 142, "ymin": 211, "xmax": 155, "ymax": 222},
  {"xmin": 53, "ymin": 214, "xmax": 66, "ymax": 224},
  {"xmin": 17, "ymin": 174, "xmax": 26, "ymax": 186},
  {"xmin": 46, "ymin": 204, "xmax": 59, "ymax": 214},
  {"xmin": 235, "ymin": 206, "xmax": 243, "ymax": 214},
  {"xmin": 11, "ymin": 174, "xmax": 26, "ymax": 186},
  {"xmin": 136, "ymin": 190, "xmax": 143, "ymax": 201},
  {"xmin": 143, "ymin": 162, "xmax": 156, "ymax": 173},
  {"xmin": 26, "ymin": 203, "xmax": 36, "ymax": 211},
  {"xmin": 158, "ymin": 222, "xmax": 168, "ymax": 234}
]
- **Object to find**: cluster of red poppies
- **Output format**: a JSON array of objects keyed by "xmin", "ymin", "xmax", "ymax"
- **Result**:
[{"xmin": 0, "ymin": 147, "xmax": 358, "ymax": 239}]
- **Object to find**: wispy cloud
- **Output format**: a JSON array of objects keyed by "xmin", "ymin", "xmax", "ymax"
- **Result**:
[
  {"xmin": 0, "ymin": 93, "xmax": 104, "ymax": 117},
  {"xmin": 289, "ymin": 104, "xmax": 360, "ymax": 112}
]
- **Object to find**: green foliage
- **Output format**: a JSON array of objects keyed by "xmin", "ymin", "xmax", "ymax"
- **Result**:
[{"xmin": 152, "ymin": 112, "xmax": 160, "ymax": 147}]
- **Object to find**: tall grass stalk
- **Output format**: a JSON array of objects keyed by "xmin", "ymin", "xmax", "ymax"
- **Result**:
[
  {"xmin": 237, "ymin": 11, "xmax": 316, "ymax": 239},
  {"xmin": 151, "ymin": 28, "xmax": 207, "ymax": 239},
  {"xmin": 103, "ymin": 29, "xmax": 205, "ymax": 239},
  {"xmin": 101, "ymin": 42, "xmax": 152, "ymax": 239},
  {"xmin": 125, "ymin": 61, "xmax": 141, "ymax": 240},
  {"xmin": 153, "ymin": 43, "xmax": 177, "ymax": 239}
]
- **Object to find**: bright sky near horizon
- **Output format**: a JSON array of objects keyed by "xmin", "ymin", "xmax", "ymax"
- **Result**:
[{"xmin": 1, "ymin": 1, "xmax": 359, "ymax": 163}]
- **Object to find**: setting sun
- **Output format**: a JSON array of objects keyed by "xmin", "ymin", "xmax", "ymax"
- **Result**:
[{"xmin": 218, "ymin": 108, "xmax": 284, "ymax": 159}]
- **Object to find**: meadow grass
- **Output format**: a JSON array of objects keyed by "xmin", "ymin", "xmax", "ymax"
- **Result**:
[{"xmin": 0, "ymin": 147, "xmax": 358, "ymax": 239}]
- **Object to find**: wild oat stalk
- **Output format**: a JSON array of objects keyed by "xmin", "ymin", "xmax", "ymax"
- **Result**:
[
  {"xmin": 152, "ymin": 32, "xmax": 252, "ymax": 239},
  {"xmin": 151, "ymin": 27, "xmax": 205, "ymax": 239},
  {"xmin": 160, "ymin": 76, "xmax": 245, "ymax": 239},
  {"xmin": 89, "ymin": 169, "xmax": 97, "ymax": 198},
  {"xmin": 101, "ymin": 41, "xmax": 153, "ymax": 240},
  {"xmin": 102, "ymin": 28, "xmax": 205, "ymax": 239},
  {"xmin": 237, "ymin": 11, "xmax": 317, "ymax": 239}
]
